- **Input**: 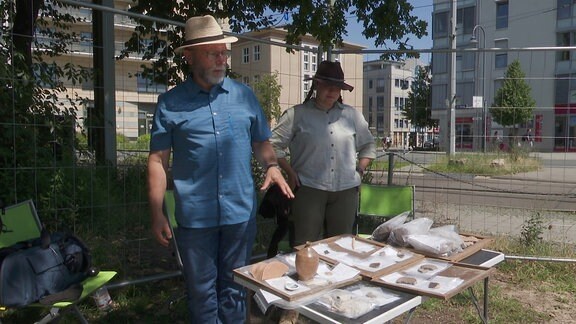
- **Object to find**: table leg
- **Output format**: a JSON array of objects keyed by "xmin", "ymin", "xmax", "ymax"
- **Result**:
[{"xmin": 483, "ymin": 277, "xmax": 489, "ymax": 322}]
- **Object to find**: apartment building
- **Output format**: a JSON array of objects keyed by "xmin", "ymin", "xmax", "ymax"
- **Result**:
[
  {"xmin": 231, "ymin": 27, "xmax": 365, "ymax": 114},
  {"xmin": 37, "ymin": 0, "xmax": 163, "ymax": 140},
  {"xmin": 432, "ymin": 0, "xmax": 573, "ymax": 152},
  {"xmin": 363, "ymin": 58, "xmax": 433, "ymax": 148}
]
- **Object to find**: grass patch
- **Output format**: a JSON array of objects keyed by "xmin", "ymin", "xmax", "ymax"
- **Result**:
[
  {"xmin": 369, "ymin": 159, "xmax": 408, "ymax": 171},
  {"xmin": 426, "ymin": 152, "xmax": 541, "ymax": 176},
  {"xmin": 3, "ymin": 215, "xmax": 576, "ymax": 323}
]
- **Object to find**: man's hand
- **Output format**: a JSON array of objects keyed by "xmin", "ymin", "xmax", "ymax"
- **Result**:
[
  {"xmin": 151, "ymin": 213, "xmax": 172, "ymax": 247},
  {"xmin": 260, "ymin": 166, "xmax": 294, "ymax": 199}
]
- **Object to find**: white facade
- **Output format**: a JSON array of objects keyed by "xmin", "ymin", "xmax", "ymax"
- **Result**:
[
  {"xmin": 363, "ymin": 58, "xmax": 431, "ymax": 148},
  {"xmin": 231, "ymin": 28, "xmax": 365, "ymax": 115}
]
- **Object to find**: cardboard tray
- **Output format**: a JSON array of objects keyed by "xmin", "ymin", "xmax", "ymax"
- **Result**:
[
  {"xmin": 403, "ymin": 232, "xmax": 494, "ymax": 262},
  {"xmin": 370, "ymin": 258, "xmax": 494, "ymax": 300},
  {"xmin": 233, "ymin": 255, "xmax": 361, "ymax": 302},
  {"xmin": 294, "ymin": 234, "xmax": 424, "ymax": 280}
]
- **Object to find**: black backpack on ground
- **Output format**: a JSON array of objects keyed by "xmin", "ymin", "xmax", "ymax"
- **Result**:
[{"xmin": 0, "ymin": 230, "xmax": 92, "ymax": 307}]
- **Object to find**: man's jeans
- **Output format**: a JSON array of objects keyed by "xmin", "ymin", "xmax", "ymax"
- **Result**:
[{"xmin": 176, "ymin": 218, "xmax": 256, "ymax": 323}]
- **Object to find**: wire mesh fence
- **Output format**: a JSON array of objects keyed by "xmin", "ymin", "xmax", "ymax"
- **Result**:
[{"xmin": 2, "ymin": 1, "xmax": 576, "ymax": 287}]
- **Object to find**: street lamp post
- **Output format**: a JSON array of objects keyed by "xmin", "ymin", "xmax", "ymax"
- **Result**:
[
  {"xmin": 471, "ymin": 25, "xmax": 486, "ymax": 153},
  {"xmin": 401, "ymin": 76, "xmax": 417, "ymax": 149}
]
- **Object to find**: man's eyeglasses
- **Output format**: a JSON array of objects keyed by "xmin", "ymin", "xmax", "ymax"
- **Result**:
[{"xmin": 204, "ymin": 50, "xmax": 232, "ymax": 61}]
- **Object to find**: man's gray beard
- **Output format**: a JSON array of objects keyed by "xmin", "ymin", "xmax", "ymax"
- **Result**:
[{"xmin": 200, "ymin": 68, "xmax": 225, "ymax": 86}]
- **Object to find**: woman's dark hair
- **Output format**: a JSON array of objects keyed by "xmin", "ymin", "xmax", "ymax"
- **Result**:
[{"xmin": 303, "ymin": 81, "xmax": 343, "ymax": 104}]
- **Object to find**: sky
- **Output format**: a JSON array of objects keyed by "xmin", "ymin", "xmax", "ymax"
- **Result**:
[{"xmin": 343, "ymin": 0, "xmax": 433, "ymax": 61}]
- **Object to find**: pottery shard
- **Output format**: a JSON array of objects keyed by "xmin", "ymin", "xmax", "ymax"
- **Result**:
[
  {"xmin": 396, "ymin": 277, "xmax": 417, "ymax": 285},
  {"xmin": 429, "ymin": 282, "xmax": 440, "ymax": 289},
  {"xmin": 251, "ymin": 261, "xmax": 289, "ymax": 281},
  {"xmin": 418, "ymin": 264, "xmax": 438, "ymax": 273},
  {"xmin": 250, "ymin": 263, "xmax": 266, "ymax": 280},
  {"xmin": 261, "ymin": 261, "xmax": 289, "ymax": 280}
]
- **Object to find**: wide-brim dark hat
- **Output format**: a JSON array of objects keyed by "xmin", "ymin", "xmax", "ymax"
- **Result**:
[{"xmin": 304, "ymin": 61, "xmax": 354, "ymax": 92}]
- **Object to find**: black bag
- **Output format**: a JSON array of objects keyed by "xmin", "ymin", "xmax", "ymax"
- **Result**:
[
  {"xmin": 0, "ymin": 230, "xmax": 92, "ymax": 307},
  {"xmin": 258, "ymin": 184, "xmax": 291, "ymax": 219}
]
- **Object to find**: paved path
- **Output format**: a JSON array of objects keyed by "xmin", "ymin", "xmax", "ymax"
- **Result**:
[{"xmin": 394, "ymin": 152, "xmax": 576, "ymax": 244}]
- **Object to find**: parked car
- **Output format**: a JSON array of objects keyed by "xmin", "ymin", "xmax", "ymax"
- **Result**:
[{"xmin": 423, "ymin": 136, "xmax": 439, "ymax": 149}]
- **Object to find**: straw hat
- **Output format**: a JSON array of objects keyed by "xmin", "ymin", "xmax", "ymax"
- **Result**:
[
  {"xmin": 175, "ymin": 15, "xmax": 238, "ymax": 54},
  {"xmin": 304, "ymin": 61, "xmax": 354, "ymax": 91}
]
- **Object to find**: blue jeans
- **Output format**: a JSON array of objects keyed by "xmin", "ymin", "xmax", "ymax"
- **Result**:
[{"xmin": 176, "ymin": 218, "xmax": 256, "ymax": 324}]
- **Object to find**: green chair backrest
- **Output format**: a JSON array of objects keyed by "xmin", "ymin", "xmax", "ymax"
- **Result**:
[
  {"xmin": 0, "ymin": 200, "xmax": 42, "ymax": 248},
  {"xmin": 163, "ymin": 190, "xmax": 183, "ymax": 268},
  {"xmin": 359, "ymin": 184, "xmax": 415, "ymax": 218},
  {"xmin": 164, "ymin": 190, "xmax": 177, "ymax": 229}
]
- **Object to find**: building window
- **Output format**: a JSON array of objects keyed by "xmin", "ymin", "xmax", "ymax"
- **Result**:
[
  {"xmin": 558, "ymin": 0, "xmax": 573, "ymax": 19},
  {"xmin": 311, "ymin": 55, "xmax": 317, "ymax": 71},
  {"xmin": 368, "ymin": 96, "xmax": 373, "ymax": 125},
  {"xmin": 432, "ymin": 53, "xmax": 448, "ymax": 74},
  {"xmin": 494, "ymin": 39, "xmax": 508, "ymax": 69},
  {"xmin": 554, "ymin": 73, "xmax": 576, "ymax": 104},
  {"xmin": 253, "ymin": 45, "xmax": 260, "ymax": 61},
  {"xmin": 303, "ymin": 51, "xmax": 310, "ymax": 71},
  {"xmin": 242, "ymin": 47, "xmax": 249, "ymax": 64},
  {"xmin": 376, "ymin": 78, "xmax": 385, "ymax": 92},
  {"xmin": 79, "ymin": 31, "xmax": 92, "ymax": 53},
  {"xmin": 495, "ymin": 54, "xmax": 507, "ymax": 69},
  {"xmin": 137, "ymin": 73, "xmax": 166, "ymax": 93},
  {"xmin": 557, "ymin": 32, "xmax": 576, "ymax": 61},
  {"xmin": 137, "ymin": 73, "xmax": 167, "ymax": 93},
  {"xmin": 433, "ymin": 11, "xmax": 449, "ymax": 39},
  {"xmin": 496, "ymin": 1, "xmax": 508, "ymax": 29},
  {"xmin": 395, "ymin": 79, "xmax": 400, "ymax": 88},
  {"xmin": 400, "ymin": 79, "xmax": 409, "ymax": 90},
  {"xmin": 457, "ymin": 6, "xmax": 476, "ymax": 35},
  {"xmin": 253, "ymin": 75, "xmax": 260, "ymax": 83},
  {"xmin": 242, "ymin": 76, "xmax": 250, "ymax": 85}
]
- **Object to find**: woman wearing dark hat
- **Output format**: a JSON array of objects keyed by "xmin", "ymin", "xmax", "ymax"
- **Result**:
[{"xmin": 271, "ymin": 61, "xmax": 376, "ymax": 247}]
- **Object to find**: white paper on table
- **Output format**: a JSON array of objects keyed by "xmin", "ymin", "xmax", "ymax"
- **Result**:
[
  {"xmin": 334, "ymin": 236, "xmax": 375, "ymax": 253},
  {"xmin": 379, "ymin": 272, "xmax": 464, "ymax": 294},
  {"xmin": 349, "ymin": 254, "xmax": 397, "ymax": 272},
  {"xmin": 265, "ymin": 276, "xmax": 311, "ymax": 296},
  {"xmin": 315, "ymin": 262, "xmax": 360, "ymax": 283},
  {"xmin": 312, "ymin": 243, "xmax": 349, "ymax": 260},
  {"xmin": 350, "ymin": 286, "xmax": 401, "ymax": 307},
  {"xmin": 375, "ymin": 245, "xmax": 415, "ymax": 262},
  {"xmin": 401, "ymin": 259, "xmax": 451, "ymax": 280}
]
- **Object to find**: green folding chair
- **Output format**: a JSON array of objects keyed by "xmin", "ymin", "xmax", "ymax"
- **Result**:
[
  {"xmin": 0, "ymin": 200, "xmax": 117, "ymax": 324},
  {"xmin": 163, "ymin": 190, "xmax": 183, "ymax": 268},
  {"xmin": 356, "ymin": 184, "xmax": 416, "ymax": 238}
]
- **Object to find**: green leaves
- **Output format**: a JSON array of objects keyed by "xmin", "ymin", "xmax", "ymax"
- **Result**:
[{"xmin": 490, "ymin": 60, "xmax": 536, "ymax": 128}]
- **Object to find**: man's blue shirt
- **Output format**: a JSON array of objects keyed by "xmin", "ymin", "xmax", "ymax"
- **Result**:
[{"xmin": 150, "ymin": 76, "xmax": 271, "ymax": 228}]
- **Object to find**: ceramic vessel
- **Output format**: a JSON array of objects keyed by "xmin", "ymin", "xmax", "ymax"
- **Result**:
[{"xmin": 295, "ymin": 242, "xmax": 319, "ymax": 281}]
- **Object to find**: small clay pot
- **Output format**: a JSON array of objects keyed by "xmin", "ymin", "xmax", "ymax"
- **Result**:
[{"xmin": 295, "ymin": 242, "xmax": 319, "ymax": 281}]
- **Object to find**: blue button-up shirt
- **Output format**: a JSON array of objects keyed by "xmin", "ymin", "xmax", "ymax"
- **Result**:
[{"xmin": 150, "ymin": 77, "xmax": 271, "ymax": 228}]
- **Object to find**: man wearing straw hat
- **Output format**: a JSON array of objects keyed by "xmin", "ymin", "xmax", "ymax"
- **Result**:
[{"xmin": 147, "ymin": 15, "xmax": 293, "ymax": 322}]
